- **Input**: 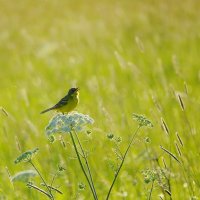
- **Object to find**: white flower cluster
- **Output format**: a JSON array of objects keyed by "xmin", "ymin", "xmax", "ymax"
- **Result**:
[{"xmin": 45, "ymin": 112, "xmax": 94, "ymax": 137}]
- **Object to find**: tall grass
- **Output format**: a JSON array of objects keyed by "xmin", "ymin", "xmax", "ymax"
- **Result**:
[{"xmin": 0, "ymin": 0, "xmax": 200, "ymax": 199}]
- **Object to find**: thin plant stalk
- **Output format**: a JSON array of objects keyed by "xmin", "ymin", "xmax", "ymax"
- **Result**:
[
  {"xmin": 148, "ymin": 180, "xmax": 154, "ymax": 200},
  {"xmin": 27, "ymin": 182, "xmax": 52, "ymax": 198},
  {"xmin": 29, "ymin": 160, "xmax": 54, "ymax": 200},
  {"xmin": 106, "ymin": 126, "xmax": 141, "ymax": 200},
  {"xmin": 41, "ymin": 183, "xmax": 63, "ymax": 194},
  {"xmin": 74, "ymin": 130, "xmax": 98, "ymax": 200},
  {"xmin": 50, "ymin": 171, "xmax": 58, "ymax": 194},
  {"xmin": 69, "ymin": 131, "xmax": 97, "ymax": 200}
]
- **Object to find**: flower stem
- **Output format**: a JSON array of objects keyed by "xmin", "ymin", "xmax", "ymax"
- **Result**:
[
  {"xmin": 27, "ymin": 182, "xmax": 52, "ymax": 198},
  {"xmin": 148, "ymin": 180, "xmax": 154, "ymax": 200},
  {"xmin": 40, "ymin": 183, "xmax": 63, "ymax": 194},
  {"xmin": 69, "ymin": 131, "xmax": 97, "ymax": 200},
  {"xmin": 29, "ymin": 160, "xmax": 54, "ymax": 200},
  {"xmin": 106, "ymin": 126, "xmax": 141, "ymax": 200},
  {"xmin": 74, "ymin": 130, "xmax": 98, "ymax": 199}
]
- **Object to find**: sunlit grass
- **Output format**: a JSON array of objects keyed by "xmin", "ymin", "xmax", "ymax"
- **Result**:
[{"xmin": 0, "ymin": 0, "xmax": 200, "ymax": 199}]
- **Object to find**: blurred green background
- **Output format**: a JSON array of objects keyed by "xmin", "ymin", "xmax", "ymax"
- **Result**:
[{"xmin": 0, "ymin": 0, "xmax": 200, "ymax": 199}]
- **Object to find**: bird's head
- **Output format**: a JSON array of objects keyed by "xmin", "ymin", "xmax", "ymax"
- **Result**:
[{"xmin": 68, "ymin": 87, "xmax": 79, "ymax": 97}]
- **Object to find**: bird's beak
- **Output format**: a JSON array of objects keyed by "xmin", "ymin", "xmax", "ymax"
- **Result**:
[{"xmin": 76, "ymin": 87, "xmax": 79, "ymax": 91}]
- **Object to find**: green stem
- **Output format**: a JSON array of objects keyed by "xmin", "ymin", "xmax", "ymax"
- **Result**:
[
  {"xmin": 29, "ymin": 160, "xmax": 54, "ymax": 200},
  {"xmin": 50, "ymin": 172, "xmax": 58, "ymax": 194},
  {"xmin": 41, "ymin": 183, "xmax": 63, "ymax": 194},
  {"xmin": 106, "ymin": 126, "xmax": 141, "ymax": 200},
  {"xmin": 148, "ymin": 180, "xmax": 154, "ymax": 200},
  {"xmin": 27, "ymin": 182, "xmax": 52, "ymax": 198},
  {"xmin": 74, "ymin": 130, "xmax": 98, "ymax": 200},
  {"xmin": 69, "ymin": 131, "xmax": 97, "ymax": 200}
]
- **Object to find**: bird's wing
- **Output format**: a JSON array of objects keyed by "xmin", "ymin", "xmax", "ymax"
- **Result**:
[
  {"xmin": 53, "ymin": 95, "xmax": 69, "ymax": 109},
  {"xmin": 40, "ymin": 95, "xmax": 70, "ymax": 114}
]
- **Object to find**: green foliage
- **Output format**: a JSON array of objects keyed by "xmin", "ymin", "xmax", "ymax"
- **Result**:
[
  {"xmin": 107, "ymin": 133, "xmax": 114, "ymax": 140},
  {"xmin": 1, "ymin": 0, "xmax": 199, "ymax": 199},
  {"xmin": 144, "ymin": 137, "xmax": 151, "ymax": 143},
  {"xmin": 78, "ymin": 182, "xmax": 86, "ymax": 190}
]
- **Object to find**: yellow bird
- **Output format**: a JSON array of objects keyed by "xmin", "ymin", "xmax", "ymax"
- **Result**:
[{"xmin": 40, "ymin": 87, "xmax": 79, "ymax": 114}]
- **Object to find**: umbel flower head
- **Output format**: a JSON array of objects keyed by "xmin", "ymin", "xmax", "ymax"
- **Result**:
[
  {"xmin": 132, "ymin": 113, "xmax": 153, "ymax": 127},
  {"xmin": 14, "ymin": 148, "xmax": 39, "ymax": 164},
  {"xmin": 45, "ymin": 112, "xmax": 94, "ymax": 138}
]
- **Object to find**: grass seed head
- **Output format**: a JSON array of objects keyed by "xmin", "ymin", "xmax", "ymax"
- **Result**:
[
  {"xmin": 176, "ymin": 132, "xmax": 184, "ymax": 147},
  {"xmin": 175, "ymin": 141, "xmax": 182, "ymax": 157},
  {"xmin": 177, "ymin": 93, "xmax": 185, "ymax": 111},
  {"xmin": 161, "ymin": 118, "xmax": 169, "ymax": 135},
  {"xmin": 160, "ymin": 146, "xmax": 180, "ymax": 164}
]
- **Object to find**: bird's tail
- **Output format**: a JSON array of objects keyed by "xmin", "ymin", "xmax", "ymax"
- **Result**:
[{"xmin": 40, "ymin": 107, "xmax": 55, "ymax": 114}]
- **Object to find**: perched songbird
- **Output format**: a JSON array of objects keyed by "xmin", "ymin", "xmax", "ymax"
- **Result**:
[{"xmin": 40, "ymin": 87, "xmax": 79, "ymax": 114}]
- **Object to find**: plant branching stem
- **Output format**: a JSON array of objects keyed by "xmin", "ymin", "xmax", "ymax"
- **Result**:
[
  {"xmin": 29, "ymin": 160, "xmax": 54, "ymax": 200},
  {"xmin": 50, "ymin": 172, "xmax": 58, "ymax": 194},
  {"xmin": 74, "ymin": 130, "xmax": 98, "ymax": 200},
  {"xmin": 41, "ymin": 183, "xmax": 63, "ymax": 194},
  {"xmin": 106, "ymin": 126, "xmax": 141, "ymax": 200},
  {"xmin": 69, "ymin": 131, "xmax": 97, "ymax": 200},
  {"xmin": 148, "ymin": 180, "xmax": 154, "ymax": 200},
  {"xmin": 27, "ymin": 183, "xmax": 52, "ymax": 198}
]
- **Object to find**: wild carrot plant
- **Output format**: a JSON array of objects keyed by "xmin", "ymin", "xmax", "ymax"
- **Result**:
[
  {"xmin": 13, "ymin": 112, "xmax": 153, "ymax": 199},
  {"xmin": 13, "ymin": 148, "xmax": 63, "ymax": 199}
]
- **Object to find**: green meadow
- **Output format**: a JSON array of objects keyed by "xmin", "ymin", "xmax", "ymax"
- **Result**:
[{"xmin": 0, "ymin": 0, "xmax": 200, "ymax": 199}]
